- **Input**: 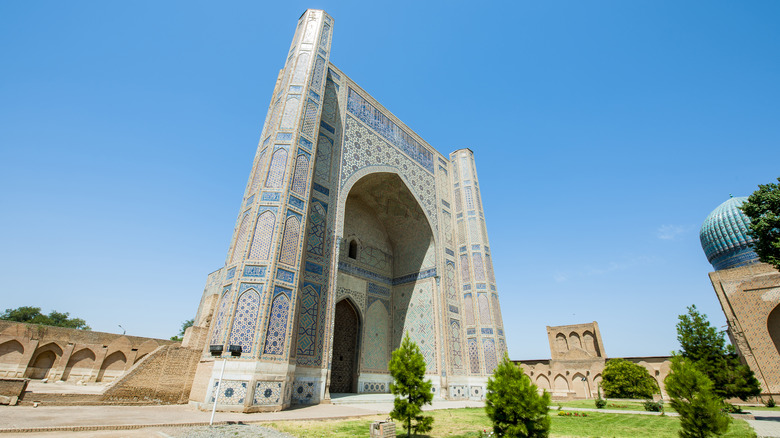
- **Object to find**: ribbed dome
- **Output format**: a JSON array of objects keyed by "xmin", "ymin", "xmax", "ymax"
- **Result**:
[{"xmin": 700, "ymin": 197, "xmax": 759, "ymax": 271}]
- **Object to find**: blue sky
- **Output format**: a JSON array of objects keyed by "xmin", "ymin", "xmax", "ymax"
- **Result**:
[{"xmin": 1, "ymin": 1, "xmax": 779, "ymax": 359}]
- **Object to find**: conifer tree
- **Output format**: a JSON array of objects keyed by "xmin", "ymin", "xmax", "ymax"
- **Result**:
[
  {"xmin": 389, "ymin": 333, "xmax": 433, "ymax": 436},
  {"xmin": 485, "ymin": 354, "xmax": 550, "ymax": 438},
  {"xmin": 665, "ymin": 356, "xmax": 731, "ymax": 438}
]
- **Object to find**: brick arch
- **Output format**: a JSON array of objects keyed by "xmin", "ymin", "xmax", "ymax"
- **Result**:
[
  {"xmin": 28, "ymin": 343, "xmax": 63, "ymax": 380},
  {"xmin": 536, "ymin": 374, "xmax": 551, "ymax": 392},
  {"xmin": 572, "ymin": 372, "xmax": 589, "ymax": 398},
  {"xmin": 556, "ymin": 333, "xmax": 568, "ymax": 352},
  {"xmin": 0, "ymin": 340, "xmax": 24, "ymax": 377},
  {"xmin": 569, "ymin": 332, "xmax": 582, "ymax": 349},
  {"xmin": 62, "ymin": 348, "xmax": 97, "ymax": 382},
  {"xmin": 97, "ymin": 351, "xmax": 127, "ymax": 383},
  {"xmin": 768, "ymin": 303, "xmax": 780, "ymax": 356},
  {"xmin": 553, "ymin": 374, "xmax": 569, "ymax": 396}
]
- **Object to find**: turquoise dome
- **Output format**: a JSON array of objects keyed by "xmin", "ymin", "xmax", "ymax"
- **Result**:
[{"xmin": 700, "ymin": 197, "xmax": 759, "ymax": 271}]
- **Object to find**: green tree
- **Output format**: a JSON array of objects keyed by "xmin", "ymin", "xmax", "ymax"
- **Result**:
[
  {"xmin": 665, "ymin": 356, "xmax": 731, "ymax": 438},
  {"xmin": 677, "ymin": 305, "xmax": 760, "ymax": 400},
  {"xmin": 1, "ymin": 306, "xmax": 90, "ymax": 330},
  {"xmin": 485, "ymin": 354, "xmax": 550, "ymax": 438},
  {"xmin": 170, "ymin": 318, "xmax": 194, "ymax": 341},
  {"xmin": 741, "ymin": 177, "xmax": 780, "ymax": 270},
  {"xmin": 600, "ymin": 358, "xmax": 659, "ymax": 399},
  {"xmin": 389, "ymin": 333, "xmax": 433, "ymax": 437}
]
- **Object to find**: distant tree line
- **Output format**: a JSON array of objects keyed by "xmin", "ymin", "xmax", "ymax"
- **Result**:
[{"xmin": 1, "ymin": 306, "xmax": 90, "ymax": 330}]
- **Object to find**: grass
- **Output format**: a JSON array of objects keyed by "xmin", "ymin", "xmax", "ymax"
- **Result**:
[{"xmin": 266, "ymin": 407, "xmax": 757, "ymax": 437}]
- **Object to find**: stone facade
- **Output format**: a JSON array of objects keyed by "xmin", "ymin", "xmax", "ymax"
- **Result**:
[
  {"xmin": 189, "ymin": 9, "xmax": 507, "ymax": 412},
  {"xmin": 516, "ymin": 322, "xmax": 672, "ymax": 399}
]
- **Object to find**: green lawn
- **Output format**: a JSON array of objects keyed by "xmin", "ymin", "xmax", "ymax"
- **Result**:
[
  {"xmin": 556, "ymin": 399, "xmax": 676, "ymax": 413},
  {"xmin": 266, "ymin": 407, "xmax": 756, "ymax": 437}
]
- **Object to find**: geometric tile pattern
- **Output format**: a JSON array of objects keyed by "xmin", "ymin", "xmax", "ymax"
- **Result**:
[
  {"xmin": 280, "ymin": 94, "xmax": 301, "ymax": 130},
  {"xmin": 491, "ymin": 293, "xmax": 503, "ymax": 330},
  {"xmin": 485, "ymin": 253, "xmax": 496, "ymax": 283},
  {"xmin": 314, "ymin": 134, "xmax": 332, "ymax": 182},
  {"xmin": 449, "ymin": 318, "xmax": 464, "ymax": 374},
  {"xmin": 468, "ymin": 338, "xmax": 480, "ymax": 374},
  {"xmin": 296, "ymin": 283, "xmax": 320, "ymax": 357},
  {"xmin": 249, "ymin": 210, "xmax": 276, "ymax": 260},
  {"xmin": 305, "ymin": 200, "xmax": 327, "ymax": 256},
  {"xmin": 302, "ymin": 99, "xmax": 319, "ymax": 139},
  {"xmin": 478, "ymin": 293, "xmax": 491, "ymax": 326},
  {"xmin": 279, "ymin": 215, "xmax": 301, "ymax": 266},
  {"xmin": 460, "ymin": 254, "xmax": 470, "ymax": 283},
  {"xmin": 210, "ymin": 380, "xmax": 247, "ymax": 405},
  {"xmin": 291, "ymin": 379, "xmax": 320, "ymax": 404},
  {"xmin": 265, "ymin": 148, "xmax": 288, "ymax": 189},
  {"xmin": 263, "ymin": 292, "xmax": 290, "ymax": 355},
  {"xmin": 472, "ymin": 252, "xmax": 485, "ymax": 282},
  {"xmin": 464, "ymin": 186, "xmax": 474, "ymax": 210},
  {"xmin": 253, "ymin": 381, "xmax": 283, "ymax": 405},
  {"xmin": 291, "ymin": 153, "xmax": 310, "ymax": 196},
  {"xmin": 468, "ymin": 217, "xmax": 480, "ymax": 243},
  {"xmin": 453, "ymin": 188, "xmax": 462, "ymax": 212},
  {"xmin": 346, "ymin": 88, "xmax": 434, "ymax": 173},
  {"xmin": 230, "ymin": 211, "xmax": 251, "ymax": 264},
  {"xmin": 210, "ymin": 287, "xmax": 234, "ymax": 346},
  {"xmin": 249, "ymin": 149, "xmax": 267, "ymax": 192},
  {"xmin": 394, "ymin": 282, "xmax": 436, "ymax": 373},
  {"xmin": 361, "ymin": 381, "xmax": 387, "ymax": 393},
  {"xmin": 228, "ymin": 289, "xmax": 260, "ymax": 355},
  {"xmin": 341, "ymin": 116, "xmax": 437, "ymax": 233},
  {"xmin": 463, "ymin": 293, "xmax": 475, "ymax": 326},
  {"xmin": 483, "ymin": 337, "xmax": 497, "ymax": 374}
]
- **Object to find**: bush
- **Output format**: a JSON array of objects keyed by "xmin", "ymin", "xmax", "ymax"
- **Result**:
[
  {"xmin": 601, "ymin": 358, "xmax": 659, "ymax": 399},
  {"xmin": 485, "ymin": 354, "xmax": 551, "ymax": 437},
  {"xmin": 643, "ymin": 399, "xmax": 663, "ymax": 412},
  {"xmin": 595, "ymin": 388, "xmax": 607, "ymax": 409},
  {"xmin": 721, "ymin": 403, "xmax": 743, "ymax": 414},
  {"xmin": 665, "ymin": 356, "xmax": 731, "ymax": 438},
  {"xmin": 767, "ymin": 398, "xmax": 776, "ymax": 408}
]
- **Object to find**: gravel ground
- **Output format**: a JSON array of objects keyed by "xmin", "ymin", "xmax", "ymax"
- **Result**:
[{"xmin": 162, "ymin": 424, "xmax": 295, "ymax": 438}]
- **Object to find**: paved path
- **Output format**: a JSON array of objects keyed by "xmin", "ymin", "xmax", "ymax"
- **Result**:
[{"xmin": 746, "ymin": 410, "xmax": 780, "ymax": 438}]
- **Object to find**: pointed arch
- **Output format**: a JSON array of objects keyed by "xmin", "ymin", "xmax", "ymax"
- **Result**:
[
  {"xmin": 97, "ymin": 351, "xmax": 126, "ymax": 383},
  {"xmin": 264, "ymin": 292, "xmax": 291, "ymax": 355},
  {"xmin": 249, "ymin": 149, "xmax": 267, "ymax": 192},
  {"xmin": 556, "ymin": 333, "xmax": 568, "ymax": 353},
  {"xmin": 279, "ymin": 215, "xmax": 301, "ymax": 266},
  {"xmin": 768, "ymin": 304, "xmax": 780, "ymax": 356},
  {"xmin": 228, "ymin": 289, "xmax": 261, "ymax": 355},
  {"xmin": 536, "ymin": 374, "xmax": 551, "ymax": 392},
  {"xmin": 472, "ymin": 253, "xmax": 485, "ymax": 282},
  {"xmin": 265, "ymin": 148, "xmax": 289, "ymax": 188},
  {"xmin": 464, "ymin": 293, "xmax": 475, "ymax": 326},
  {"xmin": 363, "ymin": 300, "xmax": 389, "ymax": 371},
  {"xmin": 210, "ymin": 287, "xmax": 234, "ymax": 346},
  {"xmin": 290, "ymin": 154, "xmax": 310, "ymax": 196},
  {"xmin": 230, "ymin": 211, "xmax": 252, "ymax": 263},
  {"xmin": 63, "ymin": 348, "xmax": 96, "ymax": 382},
  {"xmin": 248, "ymin": 210, "xmax": 276, "ymax": 260},
  {"xmin": 478, "ymin": 293, "xmax": 491, "ymax": 325},
  {"xmin": 0, "ymin": 340, "xmax": 24, "ymax": 366},
  {"xmin": 569, "ymin": 332, "xmax": 582, "ymax": 349}
]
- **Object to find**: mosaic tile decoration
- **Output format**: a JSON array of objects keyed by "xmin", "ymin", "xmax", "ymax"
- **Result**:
[
  {"xmin": 264, "ymin": 292, "xmax": 291, "ymax": 355},
  {"xmin": 305, "ymin": 261, "xmax": 323, "ymax": 275},
  {"xmin": 296, "ymin": 282, "xmax": 320, "ymax": 357},
  {"xmin": 276, "ymin": 268, "xmax": 295, "ymax": 283},
  {"xmin": 261, "ymin": 191, "xmax": 281, "ymax": 202},
  {"xmin": 468, "ymin": 338, "xmax": 480, "ymax": 374},
  {"xmin": 298, "ymin": 135, "xmax": 313, "ymax": 151},
  {"xmin": 228, "ymin": 290, "xmax": 260, "ymax": 355},
  {"xmin": 249, "ymin": 149, "xmax": 266, "ymax": 192},
  {"xmin": 469, "ymin": 385, "xmax": 482, "ymax": 398},
  {"xmin": 443, "ymin": 210, "xmax": 453, "ymax": 246},
  {"xmin": 472, "ymin": 253, "xmax": 485, "ymax": 282},
  {"xmin": 230, "ymin": 211, "xmax": 252, "ymax": 263},
  {"xmin": 454, "ymin": 188, "xmax": 462, "ymax": 212},
  {"xmin": 361, "ymin": 381, "xmax": 387, "ymax": 393},
  {"xmin": 243, "ymin": 265, "xmax": 266, "ymax": 277},
  {"xmin": 336, "ymin": 286, "xmax": 366, "ymax": 313},
  {"xmin": 394, "ymin": 283, "xmax": 437, "ymax": 372},
  {"xmin": 290, "ymin": 53, "xmax": 310, "ymax": 85},
  {"xmin": 465, "ymin": 186, "xmax": 474, "ymax": 210},
  {"xmin": 445, "ymin": 261, "xmax": 459, "ymax": 309},
  {"xmin": 449, "ymin": 319, "xmax": 464, "ymax": 374},
  {"xmin": 210, "ymin": 380, "xmax": 247, "ymax": 405},
  {"xmin": 483, "ymin": 338, "xmax": 498, "ymax": 374},
  {"xmin": 346, "ymin": 88, "xmax": 433, "ymax": 172},
  {"xmin": 253, "ymin": 381, "xmax": 283, "ymax": 405},
  {"xmin": 314, "ymin": 135, "xmax": 333, "ymax": 183},
  {"xmin": 248, "ymin": 210, "xmax": 275, "ymax": 260},
  {"xmin": 310, "ymin": 55, "xmax": 326, "ymax": 93},
  {"xmin": 291, "ymin": 379, "xmax": 320, "ymax": 404},
  {"xmin": 478, "ymin": 293, "xmax": 492, "ymax": 326},
  {"xmin": 460, "ymin": 254, "xmax": 470, "ymax": 283},
  {"xmin": 449, "ymin": 385, "xmax": 467, "ymax": 399},
  {"xmin": 464, "ymin": 293, "xmax": 475, "ymax": 326},
  {"xmin": 312, "ymin": 181, "xmax": 329, "ymax": 196},
  {"xmin": 363, "ymin": 300, "xmax": 389, "ymax": 371},
  {"xmin": 291, "ymin": 154, "xmax": 310, "ymax": 196},
  {"xmin": 485, "ymin": 253, "xmax": 496, "ymax": 283},
  {"xmin": 265, "ymin": 148, "xmax": 289, "ymax": 188},
  {"xmin": 210, "ymin": 286, "xmax": 233, "ymax": 346},
  {"xmin": 226, "ymin": 267, "xmax": 236, "ymax": 280},
  {"xmin": 492, "ymin": 293, "xmax": 504, "ymax": 329},
  {"xmin": 368, "ymin": 282, "xmax": 390, "ymax": 297},
  {"xmin": 301, "ymin": 99, "xmax": 319, "ymax": 139},
  {"xmin": 468, "ymin": 218, "xmax": 481, "ymax": 243},
  {"xmin": 279, "ymin": 215, "xmax": 301, "ymax": 266},
  {"xmin": 341, "ymin": 116, "xmax": 437, "ymax": 233},
  {"xmin": 306, "ymin": 200, "xmax": 327, "ymax": 256}
]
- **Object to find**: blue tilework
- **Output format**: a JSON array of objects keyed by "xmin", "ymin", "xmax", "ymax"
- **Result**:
[
  {"xmin": 243, "ymin": 265, "xmax": 267, "ymax": 277},
  {"xmin": 276, "ymin": 268, "xmax": 295, "ymax": 283},
  {"xmin": 312, "ymin": 182, "xmax": 329, "ymax": 195},
  {"xmin": 262, "ymin": 192, "xmax": 281, "ymax": 202}
]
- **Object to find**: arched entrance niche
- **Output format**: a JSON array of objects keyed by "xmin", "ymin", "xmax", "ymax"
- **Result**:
[
  {"xmin": 28, "ymin": 343, "xmax": 63, "ymax": 380},
  {"xmin": 331, "ymin": 299, "xmax": 360, "ymax": 393},
  {"xmin": 767, "ymin": 304, "xmax": 780, "ymax": 355},
  {"xmin": 332, "ymin": 171, "xmax": 437, "ymax": 391}
]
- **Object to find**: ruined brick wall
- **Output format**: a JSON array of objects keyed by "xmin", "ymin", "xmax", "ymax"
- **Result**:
[{"xmin": 101, "ymin": 345, "xmax": 201, "ymax": 404}]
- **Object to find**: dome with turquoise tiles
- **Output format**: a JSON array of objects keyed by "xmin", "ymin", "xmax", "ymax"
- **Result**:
[{"xmin": 700, "ymin": 196, "xmax": 760, "ymax": 271}]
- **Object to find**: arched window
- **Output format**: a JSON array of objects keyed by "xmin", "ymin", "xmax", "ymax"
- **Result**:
[{"xmin": 348, "ymin": 239, "xmax": 358, "ymax": 259}]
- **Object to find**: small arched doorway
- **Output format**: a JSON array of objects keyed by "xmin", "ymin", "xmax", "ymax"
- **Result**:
[
  {"xmin": 331, "ymin": 299, "xmax": 360, "ymax": 393},
  {"xmin": 768, "ymin": 304, "xmax": 780, "ymax": 355}
]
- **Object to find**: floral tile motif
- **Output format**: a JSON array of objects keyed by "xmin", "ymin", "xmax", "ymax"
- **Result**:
[
  {"xmin": 253, "ymin": 381, "xmax": 282, "ymax": 405},
  {"xmin": 210, "ymin": 380, "xmax": 247, "ymax": 405},
  {"xmin": 291, "ymin": 379, "xmax": 320, "ymax": 404}
]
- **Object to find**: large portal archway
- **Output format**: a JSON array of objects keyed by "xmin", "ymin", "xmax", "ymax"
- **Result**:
[
  {"xmin": 330, "ymin": 171, "xmax": 437, "ymax": 393},
  {"xmin": 331, "ymin": 299, "xmax": 360, "ymax": 393},
  {"xmin": 768, "ymin": 304, "xmax": 780, "ymax": 356}
]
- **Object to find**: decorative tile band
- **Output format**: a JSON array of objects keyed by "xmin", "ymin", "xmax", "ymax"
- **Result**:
[
  {"xmin": 368, "ymin": 282, "xmax": 390, "ymax": 296},
  {"xmin": 276, "ymin": 268, "xmax": 295, "ymax": 283},
  {"xmin": 312, "ymin": 182, "xmax": 329, "ymax": 195},
  {"xmin": 320, "ymin": 120, "xmax": 335, "ymax": 134},
  {"xmin": 262, "ymin": 192, "xmax": 281, "ymax": 202},
  {"xmin": 445, "ymin": 248, "xmax": 455, "ymax": 256},
  {"xmin": 392, "ymin": 268, "xmax": 437, "ymax": 285},
  {"xmin": 305, "ymin": 261, "xmax": 323, "ymax": 275},
  {"xmin": 243, "ymin": 265, "xmax": 267, "ymax": 277},
  {"xmin": 239, "ymin": 283, "xmax": 263, "ymax": 293},
  {"xmin": 346, "ymin": 87, "xmax": 434, "ymax": 173}
]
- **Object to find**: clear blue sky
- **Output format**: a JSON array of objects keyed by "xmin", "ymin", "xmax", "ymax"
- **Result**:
[{"xmin": 1, "ymin": 1, "xmax": 779, "ymax": 359}]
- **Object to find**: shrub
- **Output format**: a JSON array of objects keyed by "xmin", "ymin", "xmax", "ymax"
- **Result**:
[
  {"xmin": 601, "ymin": 358, "xmax": 659, "ymax": 399},
  {"xmin": 665, "ymin": 356, "xmax": 731, "ymax": 438},
  {"xmin": 595, "ymin": 388, "xmax": 607, "ymax": 409},
  {"xmin": 767, "ymin": 398, "xmax": 776, "ymax": 408},
  {"xmin": 485, "ymin": 354, "xmax": 550, "ymax": 437},
  {"xmin": 643, "ymin": 399, "xmax": 663, "ymax": 412}
]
